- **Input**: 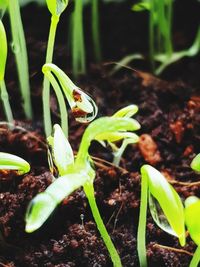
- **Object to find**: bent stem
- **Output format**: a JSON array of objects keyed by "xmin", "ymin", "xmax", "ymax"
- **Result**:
[
  {"xmin": 84, "ymin": 182, "xmax": 122, "ymax": 267},
  {"xmin": 190, "ymin": 245, "xmax": 200, "ymax": 267},
  {"xmin": 0, "ymin": 80, "xmax": 13, "ymax": 125},
  {"xmin": 91, "ymin": 0, "xmax": 101, "ymax": 62},
  {"xmin": 43, "ymin": 70, "xmax": 68, "ymax": 137},
  {"xmin": 137, "ymin": 173, "xmax": 148, "ymax": 267},
  {"xmin": 43, "ymin": 15, "xmax": 59, "ymax": 137},
  {"xmin": 8, "ymin": 0, "xmax": 32, "ymax": 119}
]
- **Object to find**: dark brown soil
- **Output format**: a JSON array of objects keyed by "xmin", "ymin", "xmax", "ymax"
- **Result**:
[{"xmin": 1, "ymin": 1, "xmax": 200, "ymax": 266}]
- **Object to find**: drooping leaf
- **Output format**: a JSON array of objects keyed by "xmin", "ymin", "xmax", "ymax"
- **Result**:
[
  {"xmin": 0, "ymin": 152, "xmax": 30, "ymax": 174},
  {"xmin": 141, "ymin": 165, "xmax": 185, "ymax": 246}
]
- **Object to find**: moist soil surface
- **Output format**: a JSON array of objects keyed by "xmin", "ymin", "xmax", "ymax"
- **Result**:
[{"xmin": 1, "ymin": 1, "xmax": 200, "ymax": 266}]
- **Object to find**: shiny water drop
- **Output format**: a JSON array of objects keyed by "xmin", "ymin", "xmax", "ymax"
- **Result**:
[
  {"xmin": 72, "ymin": 88, "xmax": 98, "ymax": 123},
  {"xmin": 149, "ymin": 193, "xmax": 178, "ymax": 237},
  {"xmin": 11, "ymin": 42, "xmax": 20, "ymax": 54}
]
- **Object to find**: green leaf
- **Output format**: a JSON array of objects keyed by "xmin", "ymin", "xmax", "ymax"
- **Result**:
[
  {"xmin": 0, "ymin": 20, "xmax": 7, "ymax": 81},
  {"xmin": 191, "ymin": 153, "xmax": 200, "ymax": 172},
  {"xmin": 47, "ymin": 124, "xmax": 74, "ymax": 176},
  {"xmin": 0, "ymin": 152, "xmax": 30, "ymax": 174},
  {"xmin": 185, "ymin": 196, "xmax": 200, "ymax": 245},
  {"xmin": 112, "ymin": 105, "xmax": 139, "ymax": 118},
  {"xmin": 25, "ymin": 172, "xmax": 88, "ymax": 232},
  {"xmin": 46, "ymin": 0, "xmax": 68, "ymax": 16},
  {"xmin": 132, "ymin": 1, "xmax": 150, "ymax": 12},
  {"xmin": 141, "ymin": 165, "xmax": 185, "ymax": 246}
]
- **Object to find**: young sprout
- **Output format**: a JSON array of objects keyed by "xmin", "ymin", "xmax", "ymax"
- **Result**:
[
  {"xmin": 7, "ymin": 0, "xmax": 32, "ymax": 119},
  {"xmin": 25, "ymin": 108, "xmax": 141, "ymax": 266},
  {"xmin": 137, "ymin": 165, "xmax": 185, "ymax": 267},
  {"xmin": 190, "ymin": 153, "xmax": 200, "ymax": 172},
  {"xmin": 98, "ymin": 105, "xmax": 140, "ymax": 166},
  {"xmin": 42, "ymin": 63, "xmax": 98, "ymax": 137},
  {"xmin": 0, "ymin": 20, "xmax": 13, "ymax": 124},
  {"xmin": 185, "ymin": 196, "xmax": 200, "ymax": 267},
  {"xmin": 133, "ymin": 0, "xmax": 173, "ymax": 71},
  {"xmin": 71, "ymin": 0, "xmax": 86, "ymax": 78},
  {"xmin": 0, "ymin": 152, "xmax": 30, "ymax": 175},
  {"xmin": 43, "ymin": 0, "xmax": 68, "ymax": 137},
  {"xmin": 91, "ymin": 0, "xmax": 102, "ymax": 62}
]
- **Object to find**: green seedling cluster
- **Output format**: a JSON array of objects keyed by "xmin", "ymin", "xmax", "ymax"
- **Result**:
[
  {"xmin": 25, "ymin": 105, "xmax": 140, "ymax": 267},
  {"xmin": 0, "ymin": 152, "xmax": 30, "ymax": 174}
]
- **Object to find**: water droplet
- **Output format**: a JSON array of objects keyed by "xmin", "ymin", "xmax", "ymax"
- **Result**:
[
  {"xmin": 11, "ymin": 42, "xmax": 20, "ymax": 54},
  {"xmin": 149, "ymin": 193, "xmax": 177, "ymax": 237},
  {"xmin": 72, "ymin": 89, "xmax": 98, "ymax": 123},
  {"xmin": 47, "ymin": 148, "xmax": 59, "ymax": 178}
]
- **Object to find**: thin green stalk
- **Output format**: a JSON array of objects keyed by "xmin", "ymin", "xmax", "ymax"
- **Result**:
[
  {"xmin": 149, "ymin": 0, "xmax": 155, "ymax": 71},
  {"xmin": 8, "ymin": 0, "xmax": 32, "ymax": 119},
  {"xmin": 190, "ymin": 246, "xmax": 200, "ymax": 267},
  {"xmin": 166, "ymin": 0, "xmax": 173, "ymax": 57},
  {"xmin": 92, "ymin": 0, "xmax": 102, "ymax": 62},
  {"xmin": 137, "ymin": 173, "xmax": 148, "ymax": 267},
  {"xmin": 43, "ymin": 15, "xmax": 59, "ymax": 137},
  {"xmin": 44, "ymin": 71, "xmax": 68, "ymax": 137},
  {"xmin": 72, "ymin": 0, "xmax": 86, "ymax": 78},
  {"xmin": 0, "ymin": 79, "xmax": 13, "ymax": 124},
  {"xmin": 84, "ymin": 182, "xmax": 122, "ymax": 267}
]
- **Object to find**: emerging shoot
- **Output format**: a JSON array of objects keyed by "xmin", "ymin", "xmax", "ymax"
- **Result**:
[
  {"xmin": 7, "ymin": 0, "xmax": 32, "ymax": 119},
  {"xmin": 71, "ymin": 0, "xmax": 86, "ymax": 78},
  {"xmin": 43, "ymin": 0, "xmax": 68, "ymax": 137},
  {"xmin": 0, "ymin": 20, "xmax": 13, "ymax": 124},
  {"xmin": 137, "ymin": 165, "xmax": 185, "ymax": 267}
]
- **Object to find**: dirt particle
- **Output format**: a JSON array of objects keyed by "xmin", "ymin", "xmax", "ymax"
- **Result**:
[
  {"xmin": 138, "ymin": 134, "xmax": 162, "ymax": 165},
  {"xmin": 170, "ymin": 121, "xmax": 185, "ymax": 143}
]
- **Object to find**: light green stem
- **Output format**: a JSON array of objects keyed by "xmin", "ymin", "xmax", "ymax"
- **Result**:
[
  {"xmin": 72, "ymin": 0, "xmax": 86, "ymax": 78},
  {"xmin": 92, "ymin": 0, "xmax": 101, "ymax": 62},
  {"xmin": 137, "ymin": 174, "xmax": 148, "ymax": 267},
  {"xmin": 84, "ymin": 182, "xmax": 122, "ymax": 267},
  {"xmin": 8, "ymin": 0, "xmax": 32, "ymax": 119},
  {"xmin": 190, "ymin": 245, "xmax": 200, "ymax": 267},
  {"xmin": 0, "ymin": 79, "xmax": 13, "ymax": 124},
  {"xmin": 43, "ymin": 15, "xmax": 59, "ymax": 137},
  {"xmin": 43, "ymin": 71, "xmax": 68, "ymax": 137}
]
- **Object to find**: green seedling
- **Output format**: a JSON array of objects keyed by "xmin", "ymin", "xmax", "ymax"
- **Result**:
[
  {"xmin": 137, "ymin": 165, "xmax": 185, "ymax": 267},
  {"xmin": 133, "ymin": 0, "xmax": 173, "ymax": 71},
  {"xmin": 99, "ymin": 105, "xmax": 140, "ymax": 166},
  {"xmin": 0, "ymin": 152, "xmax": 30, "ymax": 174},
  {"xmin": 154, "ymin": 26, "xmax": 200, "ymax": 75},
  {"xmin": 25, "ymin": 107, "xmax": 141, "ymax": 266},
  {"xmin": 71, "ymin": 0, "xmax": 86, "ymax": 78},
  {"xmin": 42, "ymin": 63, "xmax": 98, "ymax": 137},
  {"xmin": 6, "ymin": 0, "xmax": 32, "ymax": 119},
  {"xmin": 185, "ymin": 196, "xmax": 200, "ymax": 267},
  {"xmin": 0, "ymin": 20, "xmax": 13, "ymax": 124},
  {"xmin": 91, "ymin": 0, "xmax": 102, "ymax": 62},
  {"xmin": 43, "ymin": 0, "xmax": 68, "ymax": 137}
]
